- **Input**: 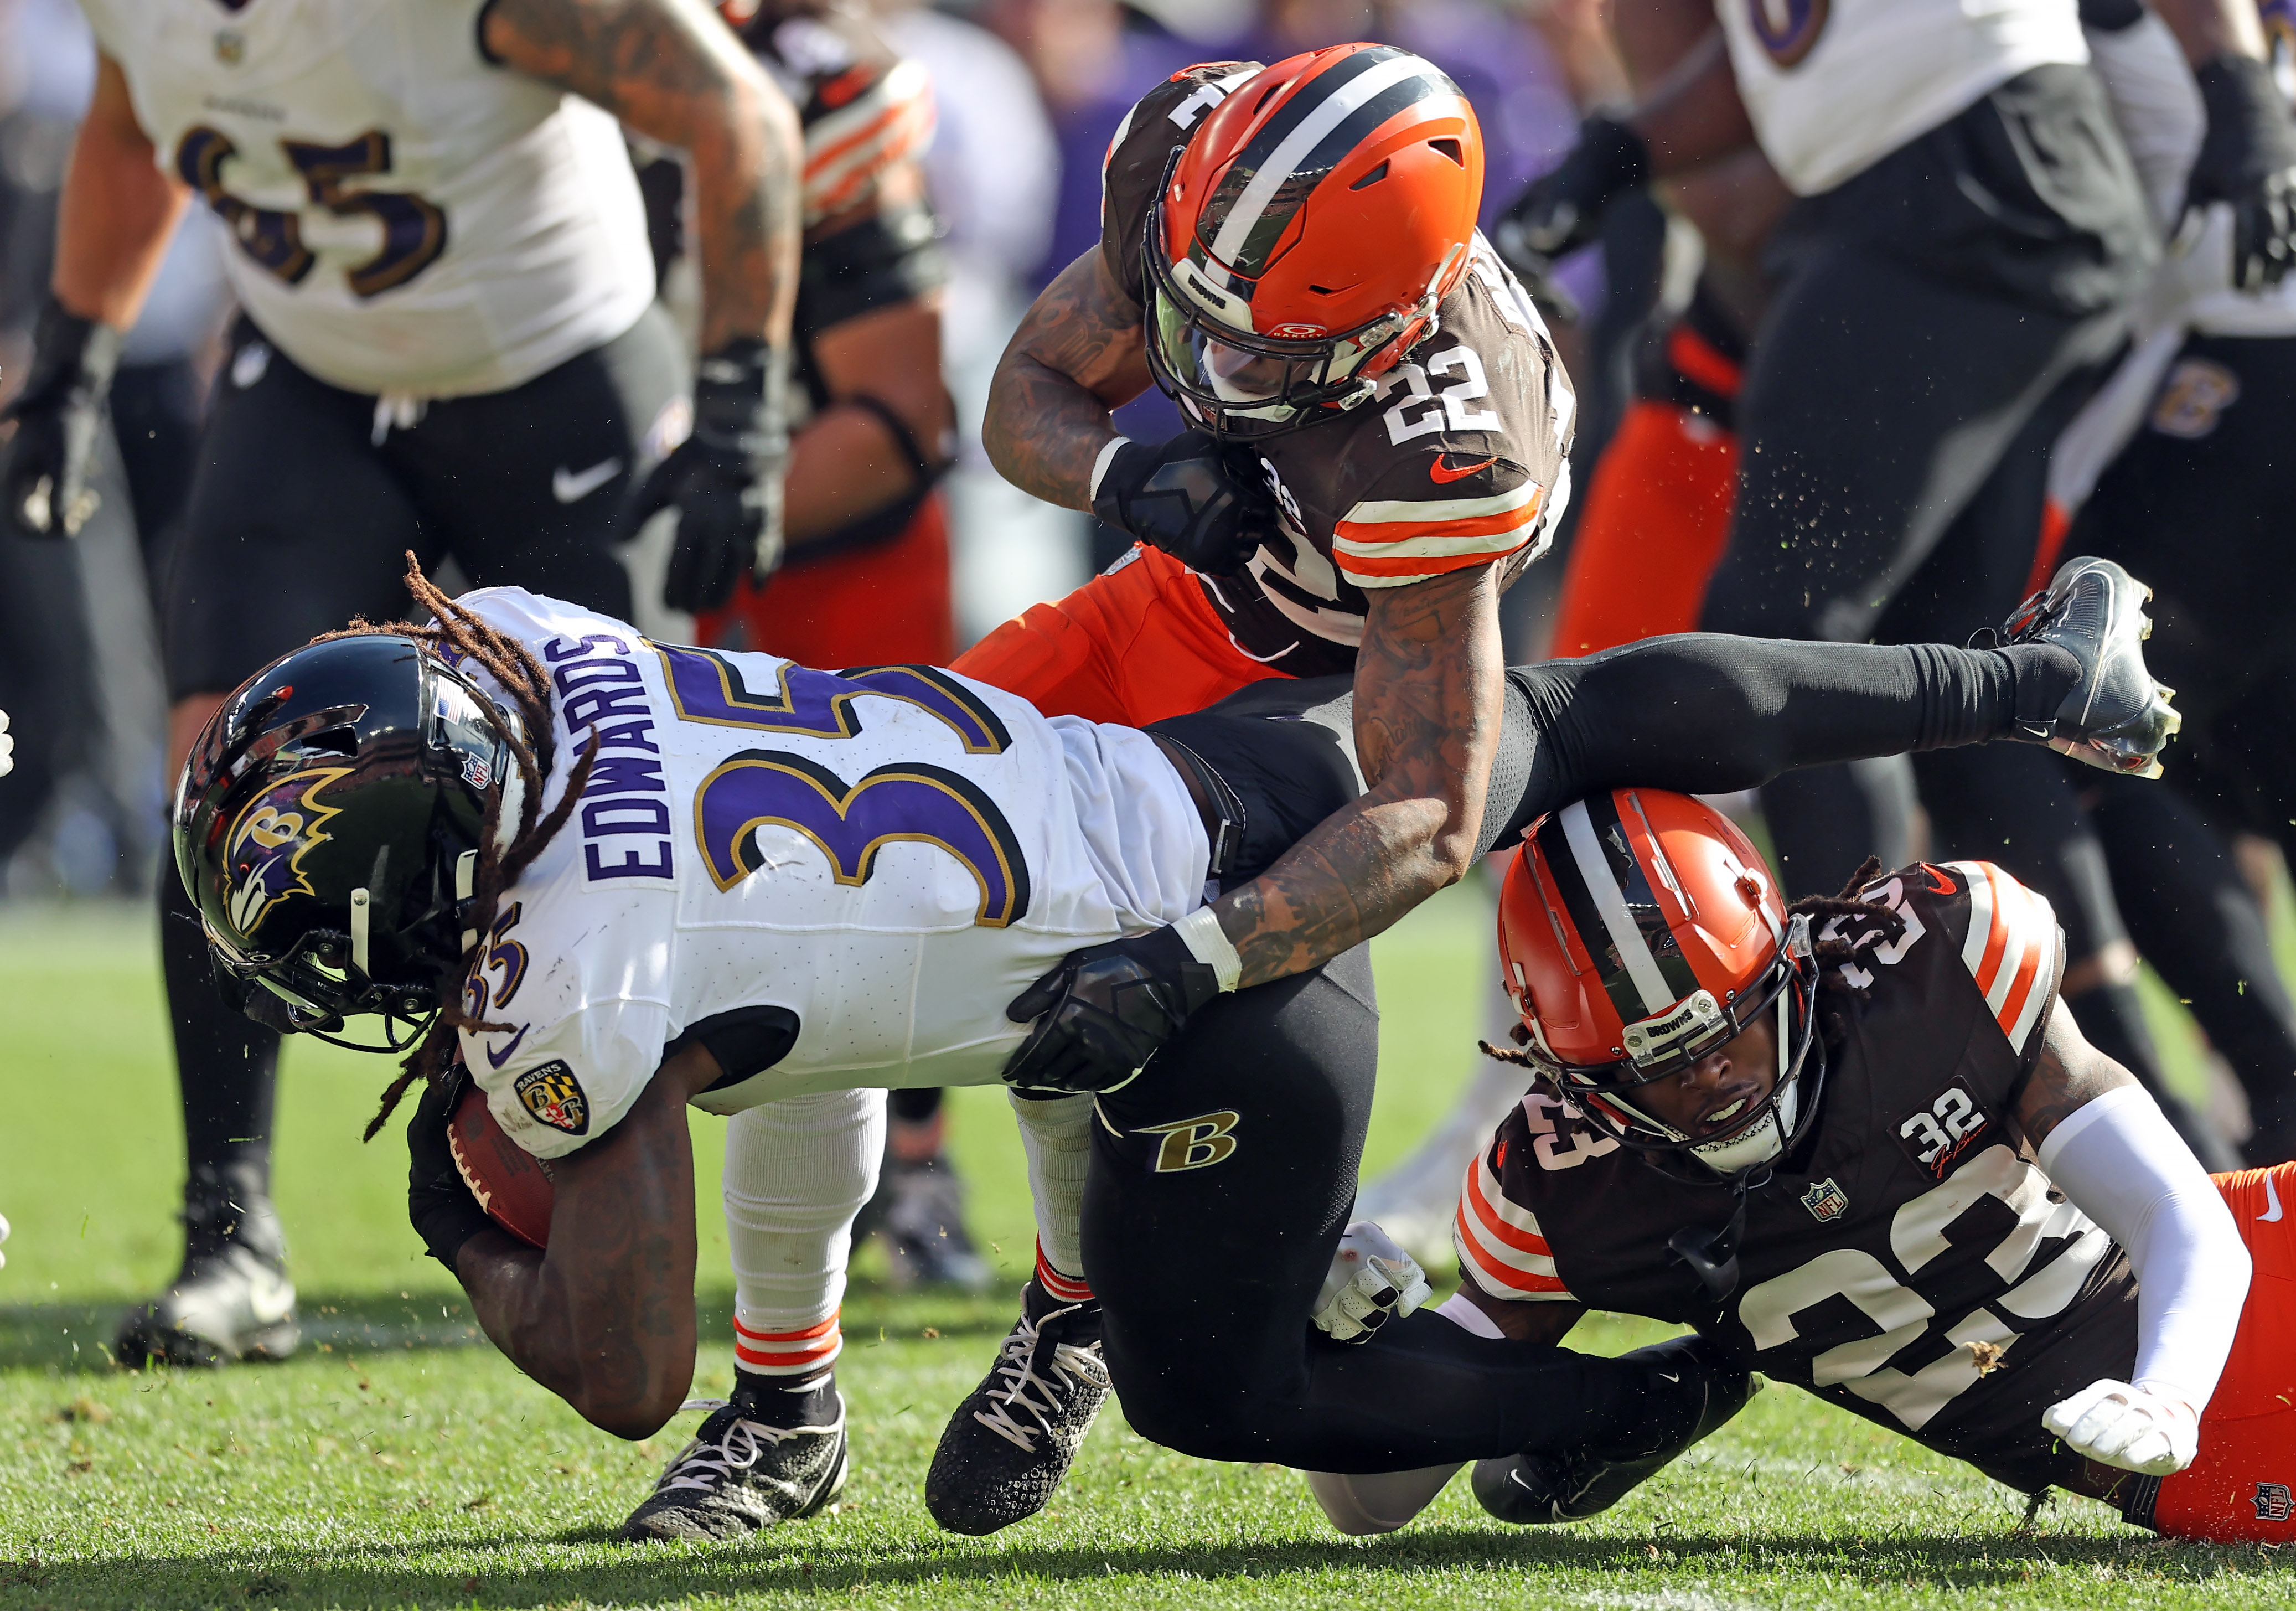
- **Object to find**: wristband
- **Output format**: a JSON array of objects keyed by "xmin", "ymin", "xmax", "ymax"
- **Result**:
[
  {"xmin": 1172, "ymin": 905, "xmax": 1242, "ymax": 994},
  {"xmin": 1090, "ymin": 436, "xmax": 1134, "ymax": 502}
]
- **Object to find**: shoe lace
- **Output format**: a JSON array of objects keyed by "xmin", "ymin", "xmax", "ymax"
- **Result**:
[
  {"xmin": 970, "ymin": 1307, "xmax": 1101, "ymax": 1454},
  {"xmin": 658, "ymin": 1415, "xmax": 809, "ymax": 1494}
]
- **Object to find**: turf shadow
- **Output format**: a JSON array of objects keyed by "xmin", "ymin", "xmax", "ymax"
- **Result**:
[
  {"xmin": 0, "ymin": 1282, "xmax": 1016, "ymax": 1373},
  {"xmin": 3, "ymin": 1524, "xmax": 2284, "ymax": 1610}
]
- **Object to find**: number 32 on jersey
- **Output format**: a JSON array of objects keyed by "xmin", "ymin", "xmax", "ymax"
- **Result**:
[{"xmin": 661, "ymin": 646, "xmax": 1032, "ymax": 927}]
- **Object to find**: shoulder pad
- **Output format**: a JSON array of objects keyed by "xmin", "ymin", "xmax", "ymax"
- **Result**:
[{"xmin": 1841, "ymin": 862, "xmax": 2062, "ymax": 1056}]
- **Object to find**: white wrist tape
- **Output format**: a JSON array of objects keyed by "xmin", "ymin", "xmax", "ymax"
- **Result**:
[
  {"xmin": 1173, "ymin": 905, "xmax": 1242, "ymax": 993},
  {"xmin": 2038, "ymin": 1083, "xmax": 2251, "ymax": 1414},
  {"xmin": 1089, "ymin": 436, "xmax": 1133, "ymax": 502}
]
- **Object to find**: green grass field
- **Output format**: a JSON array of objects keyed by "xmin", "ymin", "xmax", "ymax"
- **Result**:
[{"xmin": 2, "ymin": 891, "xmax": 2289, "ymax": 1609}]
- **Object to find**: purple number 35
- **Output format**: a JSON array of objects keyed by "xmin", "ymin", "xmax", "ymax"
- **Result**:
[{"xmin": 663, "ymin": 646, "xmax": 1032, "ymax": 927}]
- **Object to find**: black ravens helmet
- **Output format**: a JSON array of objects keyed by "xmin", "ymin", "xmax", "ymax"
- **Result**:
[{"xmin": 173, "ymin": 634, "xmax": 521, "ymax": 1045}]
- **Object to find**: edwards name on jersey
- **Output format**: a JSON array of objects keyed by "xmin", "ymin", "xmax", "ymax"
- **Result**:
[
  {"xmin": 443, "ymin": 589, "xmax": 1209, "ymax": 1160},
  {"xmin": 1461, "ymin": 861, "xmax": 2144, "ymax": 1496},
  {"xmin": 1104, "ymin": 63, "xmax": 1577, "ymax": 679},
  {"xmin": 81, "ymin": 0, "xmax": 655, "ymax": 397}
]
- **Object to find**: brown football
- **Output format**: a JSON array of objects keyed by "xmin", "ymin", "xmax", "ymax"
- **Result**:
[{"xmin": 448, "ymin": 1081, "xmax": 556, "ymax": 1249}]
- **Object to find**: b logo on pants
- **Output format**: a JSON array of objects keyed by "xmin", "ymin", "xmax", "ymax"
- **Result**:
[{"xmin": 1137, "ymin": 1110, "xmax": 1241, "ymax": 1173}]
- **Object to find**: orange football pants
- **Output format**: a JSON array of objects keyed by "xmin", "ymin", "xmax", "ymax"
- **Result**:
[
  {"xmin": 1548, "ymin": 399, "xmax": 1740, "ymax": 657},
  {"xmin": 697, "ymin": 493, "xmax": 954, "ymax": 668},
  {"xmin": 950, "ymin": 542, "xmax": 1289, "ymax": 725},
  {"xmin": 2149, "ymin": 1163, "xmax": 2296, "ymax": 1542}
]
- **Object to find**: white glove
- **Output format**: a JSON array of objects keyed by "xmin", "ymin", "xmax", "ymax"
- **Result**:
[
  {"xmin": 0, "ymin": 708, "xmax": 13, "ymax": 778},
  {"xmin": 2042, "ymin": 1379, "xmax": 2199, "ymax": 1476},
  {"xmin": 1314, "ymin": 1221, "xmax": 1433, "ymax": 1343}
]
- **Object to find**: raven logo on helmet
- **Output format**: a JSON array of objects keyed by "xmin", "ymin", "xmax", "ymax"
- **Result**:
[{"xmin": 222, "ymin": 767, "xmax": 351, "ymax": 938}]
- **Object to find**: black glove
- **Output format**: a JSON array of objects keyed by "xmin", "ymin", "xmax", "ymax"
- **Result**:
[
  {"xmin": 1002, "ymin": 925, "xmax": 1224, "ymax": 1093},
  {"xmin": 629, "ymin": 340, "xmax": 792, "ymax": 612},
  {"xmin": 2188, "ymin": 54, "xmax": 2296, "ymax": 291},
  {"xmin": 407, "ymin": 1062, "xmax": 495, "ymax": 1273},
  {"xmin": 1, "ymin": 297, "xmax": 122, "ymax": 538},
  {"xmin": 1492, "ymin": 115, "xmax": 1651, "ymax": 322},
  {"xmin": 1089, "ymin": 430, "xmax": 1280, "ymax": 580}
]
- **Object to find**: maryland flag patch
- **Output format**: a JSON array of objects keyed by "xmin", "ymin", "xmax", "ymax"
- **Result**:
[{"xmin": 515, "ymin": 1061, "xmax": 590, "ymax": 1137}]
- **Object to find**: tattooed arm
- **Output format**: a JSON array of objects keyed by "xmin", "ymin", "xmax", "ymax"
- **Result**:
[
  {"xmin": 982, "ymin": 247, "xmax": 1155, "ymax": 509},
  {"xmin": 483, "ymin": 0, "xmax": 800, "ymax": 353},
  {"xmin": 2008, "ymin": 999, "xmax": 2141, "ymax": 1153},
  {"xmin": 454, "ymin": 1044, "xmax": 716, "ymax": 1439},
  {"xmin": 1212, "ymin": 563, "xmax": 1507, "ymax": 987}
]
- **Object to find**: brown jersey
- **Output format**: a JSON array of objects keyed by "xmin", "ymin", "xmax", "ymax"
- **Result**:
[
  {"xmin": 1459, "ymin": 860, "xmax": 2143, "ymax": 1496},
  {"xmin": 1102, "ymin": 65, "xmax": 1576, "ymax": 678}
]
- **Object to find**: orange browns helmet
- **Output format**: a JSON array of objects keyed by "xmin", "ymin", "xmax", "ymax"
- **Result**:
[
  {"xmin": 1143, "ymin": 44, "xmax": 1484, "ymax": 440},
  {"xmin": 1497, "ymin": 789, "xmax": 1827, "ymax": 1180}
]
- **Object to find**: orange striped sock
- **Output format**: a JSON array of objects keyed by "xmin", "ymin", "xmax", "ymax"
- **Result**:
[
  {"xmin": 733, "ymin": 1311, "xmax": 842, "ymax": 1377},
  {"xmin": 1035, "ymin": 1241, "xmax": 1094, "ymax": 1304}
]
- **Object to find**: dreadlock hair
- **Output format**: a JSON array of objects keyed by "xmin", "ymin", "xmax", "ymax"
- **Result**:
[
  {"xmin": 312, "ymin": 553, "xmax": 600, "ymax": 1140},
  {"xmin": 1478, "ymin": 855, "xmax": 1911, "ymax": 1078}
]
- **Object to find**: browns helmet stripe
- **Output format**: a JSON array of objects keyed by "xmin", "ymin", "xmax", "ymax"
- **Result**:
[
  {"xmin": 1540, "ymin": 796, "xmax": 1703, "ymax": 1024},
  {"xmin": 1201, "ymin": 48, "xmax": 1458, "ymax": 282}
]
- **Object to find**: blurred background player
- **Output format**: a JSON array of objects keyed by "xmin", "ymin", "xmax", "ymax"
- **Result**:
[{"xmin": 0, "ymin": 0, "xmax": 805, "ymax": 1369}]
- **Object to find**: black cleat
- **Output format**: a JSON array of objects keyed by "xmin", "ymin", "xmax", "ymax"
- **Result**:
[
  {"xmin": 113, "ymin": 1166, "xmax": 298, "ymax": 1369},
  {"xmin": 1999, "ymin": 555, "xmax": 2180, "ymax": 779},
  {"xmin": 877, "ymin": 1154, "xmax": 994, "ymax": 1292},
  {"xmin": 1473, "ymin": 1332, "xmax": 1754, "ymax": 1524},
  {"xmin": 925, "ymin": 1280, "xmax": 1110, "ymax": 1534},
  {"xmin": 622, "ymin": 1374, "xmax": 847, "ymax": 1541}
]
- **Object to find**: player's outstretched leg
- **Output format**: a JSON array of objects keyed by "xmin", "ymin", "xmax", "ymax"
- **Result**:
[
  {"xmin": 1472, "ymin": 1333, "xmax": 1756, "ymax": 1524},
  {"xmin": 925, "ymin": 1272, "xmax": 1111, "ymax": 1535},
  {"xmin": 622, "ymin": 1372, "xmax": 849, "ymax": 1541},
  {"xmin": 112, "ymin": 1160, "xmax": 297, "ymax": 1369}
]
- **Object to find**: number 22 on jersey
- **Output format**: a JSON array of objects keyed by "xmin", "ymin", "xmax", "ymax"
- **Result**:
[{"xmin": 658, "ymin": 645, "xmax": 1033, "ymax": 927}]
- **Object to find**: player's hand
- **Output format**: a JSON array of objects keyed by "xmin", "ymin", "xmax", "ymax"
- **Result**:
[
  {"xmin": 0, "ymin": 298, "xmax": 122, "ymax": 539},
  {"xmin": 629, "ymin": 341, "xmax": 792, "ymax": 612},
  {"xmin": 1089, "ymin": 430, "xmax": 1280, "ymax": 580},
  {"xmin": 1002, "ymin": 925, "xmax": 1224, "ymax": 1093},
  {"xmin": 0, "ymin": 709, "xmax": 13, "ymax": 779},
  {"xmin": 1491, "ymin": 115, "xmax": 1650, "ymax": 316},
  {"xmin": 2187, "ymin": 55, "xmax": 2296, "ymax": 291},
  {"xmin": 406, "ymin": 1061, "xmax": 495, "ymax": 1273},
  {"xmin": 1314, "ymin": 1222, "xmax": 1433, "ymax": 1343},
  {"xmin": 2042, "ymin": 1379, "xmax": 2199, "ymax": 1476}
]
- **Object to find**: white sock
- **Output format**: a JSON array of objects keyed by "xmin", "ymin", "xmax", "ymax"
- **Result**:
[
  {"xmin": 1008, "ymin": 1088, "xmax": 1094, "ymax": 1288},
  {"xmin": 722, "ymin": 1089, "xmax": 885, "ymax": 1377}
]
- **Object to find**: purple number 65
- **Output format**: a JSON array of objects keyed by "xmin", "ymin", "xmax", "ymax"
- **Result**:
[{"xmin": 695, "ymin": 750, "xmax": 1031, "ymax": 927}]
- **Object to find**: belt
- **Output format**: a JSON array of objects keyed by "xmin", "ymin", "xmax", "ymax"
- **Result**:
[{"xmin": 1150, "ymin": 732, "xmax": 1247, "ymax": 889}]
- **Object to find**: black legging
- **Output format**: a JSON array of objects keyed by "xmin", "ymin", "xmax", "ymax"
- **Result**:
[{"xmin": 1087, "ymin": 630, "xmax": 2063, "ymax": 1470}]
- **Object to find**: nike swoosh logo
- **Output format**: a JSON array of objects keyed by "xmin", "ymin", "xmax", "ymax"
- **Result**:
[
  {"xmin": 2263, "ymin": 1175, "xmax": 2284, "ymax": 1223},
  {"xmin": 552, "ymin": 458, "xmax": 622, "ymax": 503},
  {"xmin": 1921, "ymin": 864, "xmax": 1959, "ymax": 896},
  {"xmin": 485, "ymin": 1024, "xmax": 530, "ymax": 1070},
  {"xmin": 245, "ymin": 1267, "xmax": 295, "ymax": 1325},
  {"xmin": 1656, "ymin": 1371, "xmax": 1679, "ymax": 1383},
  {"xmin": 1429, "ymin": 454, "xmax": 1497, "ymax": 485}
]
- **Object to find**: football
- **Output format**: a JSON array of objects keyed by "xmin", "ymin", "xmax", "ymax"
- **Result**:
[{"xmin": 448, "ymin": 1081, "xmax": 556, "ymax": 1249}]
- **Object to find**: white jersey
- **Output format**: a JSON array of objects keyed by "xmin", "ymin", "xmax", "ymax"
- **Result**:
[
  {"xmin": 2047, "ymin": 10, "xmax": 2296, "ymax": 517},
  {"xmin": 1717, "ymin": 0, "xmax": 2089, "ymax": 195},
  {"xmin": 80, "ymin": 0, "xmax": 656, "ymax": 397},
  {"xmin": 446, "ymin": 589, "xmax": 1210, "ymax": 1160}
]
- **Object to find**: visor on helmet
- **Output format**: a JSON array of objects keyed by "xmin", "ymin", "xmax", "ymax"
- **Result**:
[{"xmin": 1141, "ymin": 198, "xmax": 1419, "ymax": 440}]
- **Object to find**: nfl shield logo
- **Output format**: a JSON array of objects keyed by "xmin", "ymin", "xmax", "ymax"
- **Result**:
[
  {"xmin": 1799, "ymin": 1177, "xmax": 1850, "ymax": 1223},
  {"xmin": 2254, "ymin": 1482, "xmax": 2293, "ymax": 1522}
]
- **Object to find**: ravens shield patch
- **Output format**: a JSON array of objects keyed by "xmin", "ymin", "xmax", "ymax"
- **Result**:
[{"xmin": 514, "ymin": 1061, "xmax": 590, "ymax": 1136}]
